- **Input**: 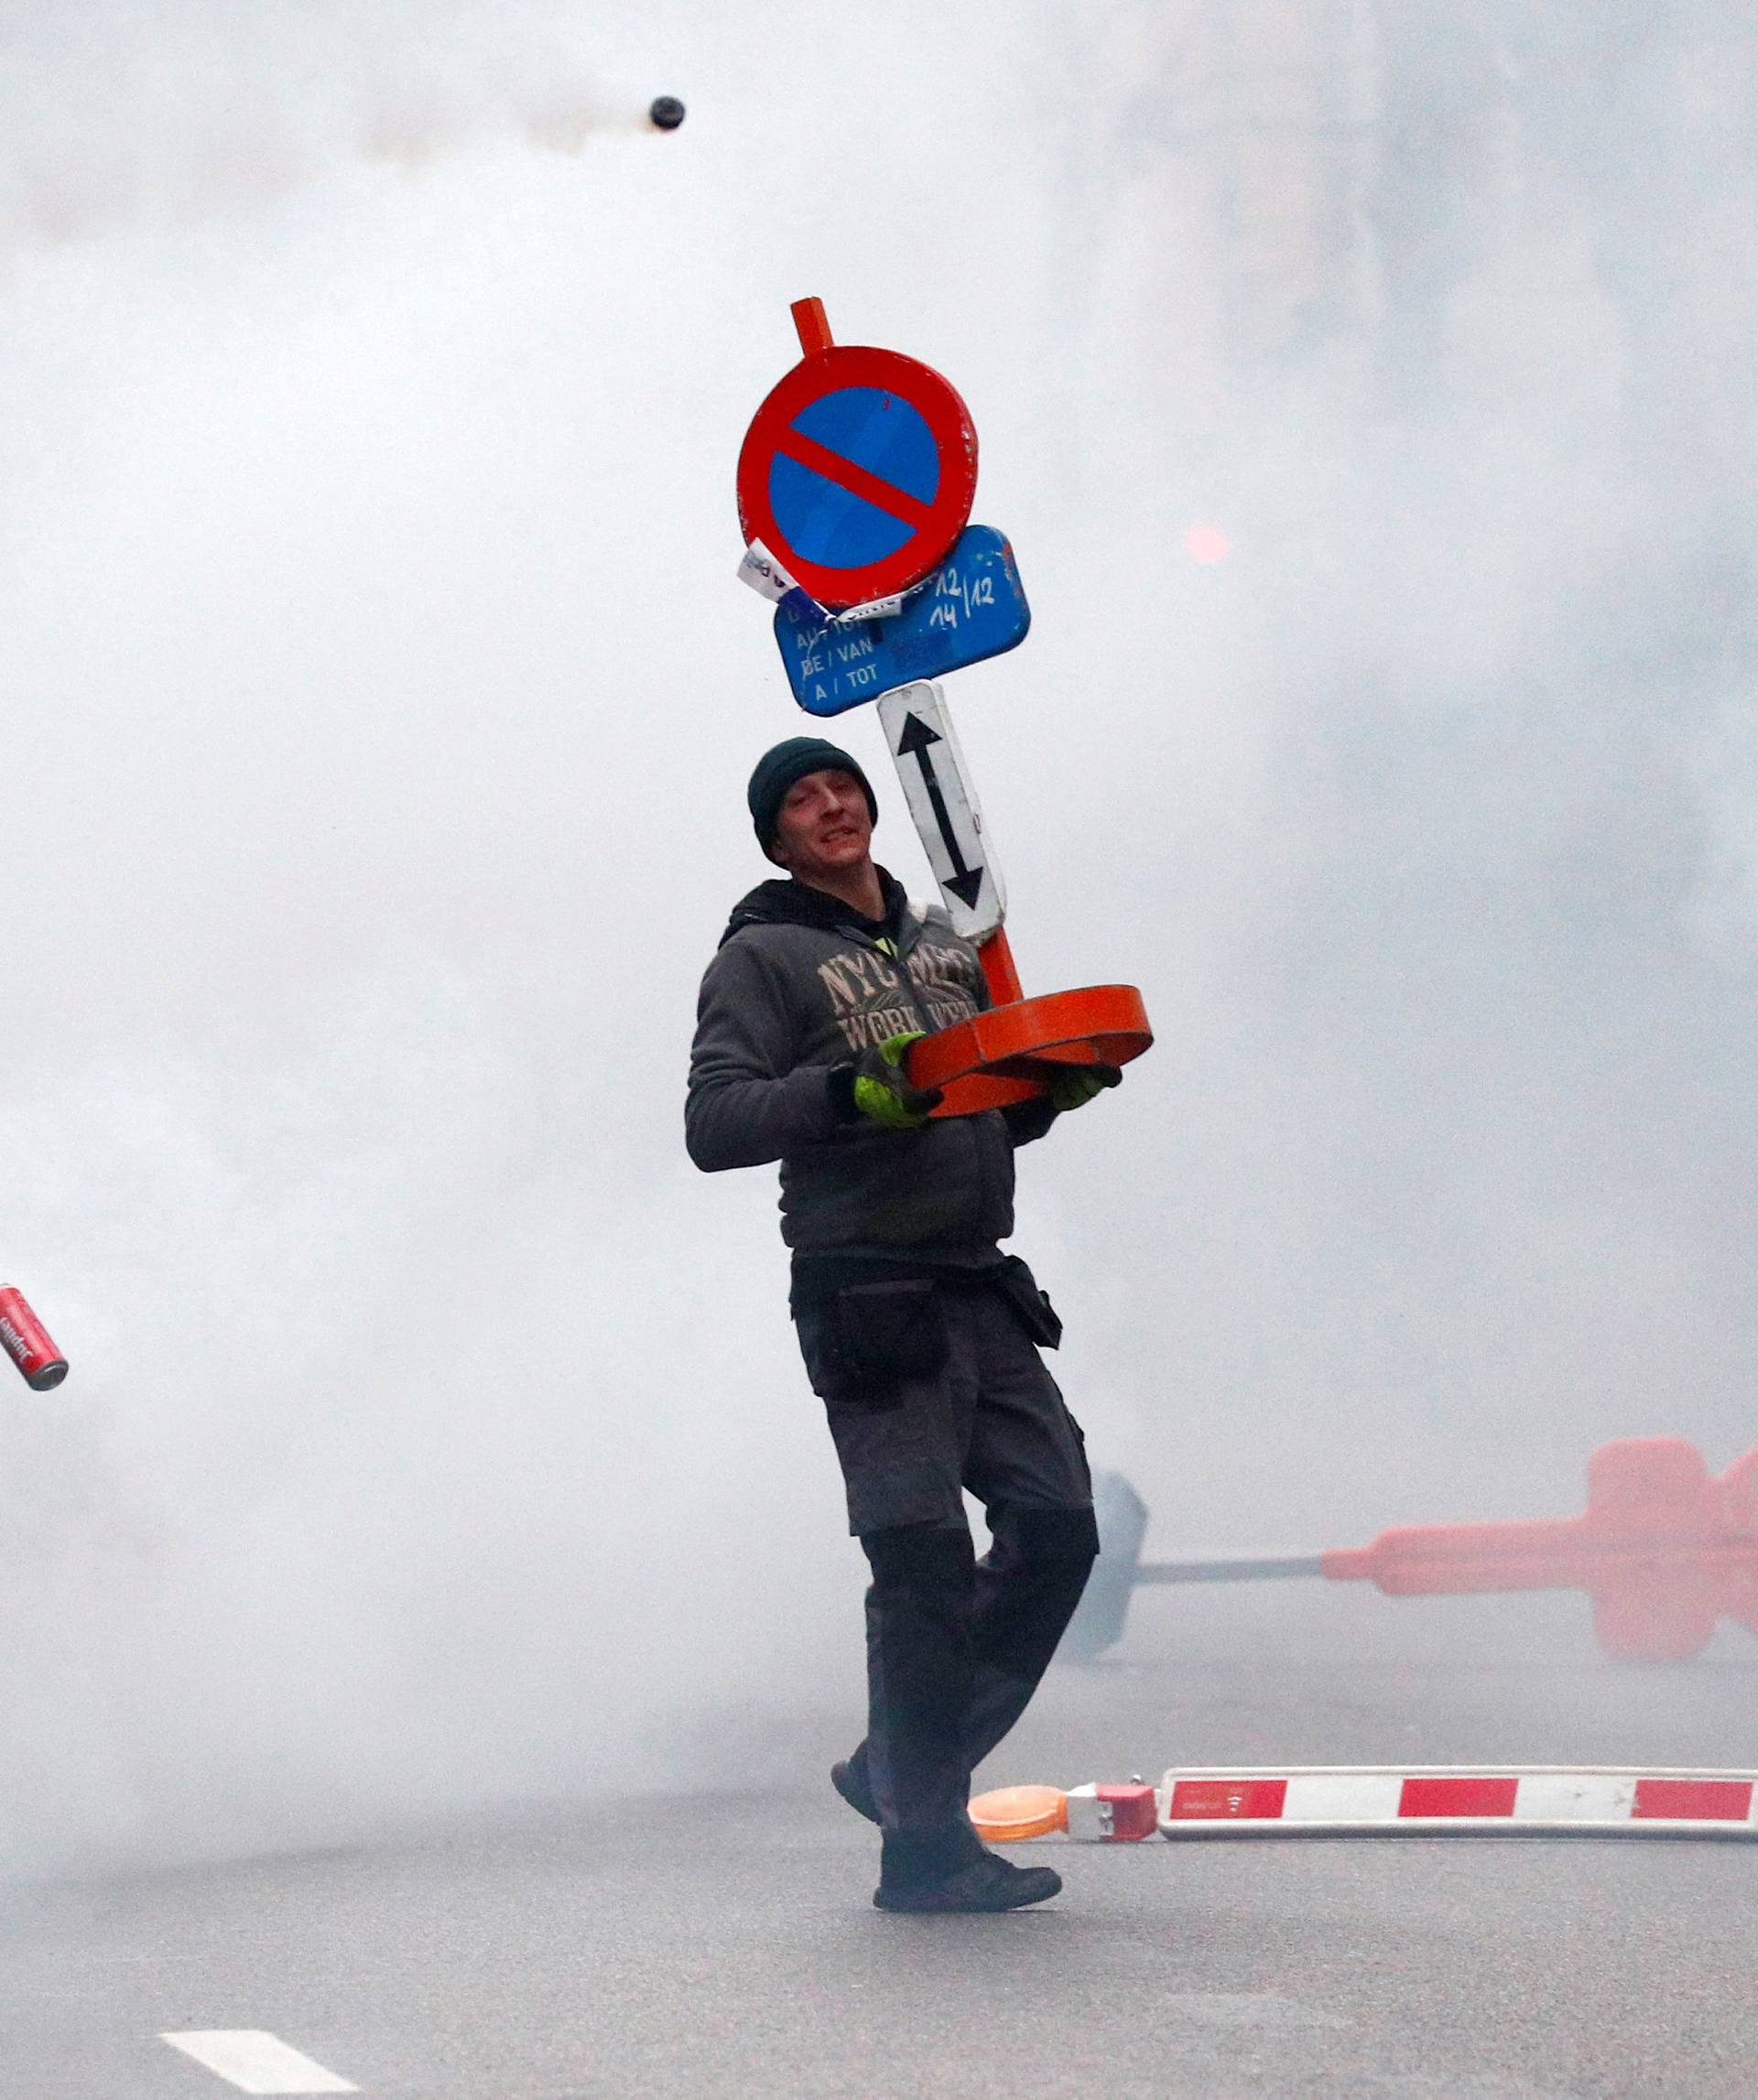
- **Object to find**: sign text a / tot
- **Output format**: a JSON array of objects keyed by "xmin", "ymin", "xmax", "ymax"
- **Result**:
[{"xmin": 877, "ymin": 680, "xmax": 1005, "ymax": 944}]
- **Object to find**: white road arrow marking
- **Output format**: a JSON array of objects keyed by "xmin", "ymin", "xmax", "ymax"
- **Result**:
[
  {"xmin": 877, "ymin": 680, "xmax": 1005, "ymax": 942},
  {"xmin": 160, "ymin": 2030, "xmax": 359, "ymax": 2095}
]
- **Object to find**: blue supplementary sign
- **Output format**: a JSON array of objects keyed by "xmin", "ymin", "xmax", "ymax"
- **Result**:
[{"xmin": 774, "ymin": 525, "xmax": 1031, "ymax": 717}]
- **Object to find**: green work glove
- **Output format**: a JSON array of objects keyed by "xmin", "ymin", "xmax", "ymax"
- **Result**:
[
  {"xmin": 852, "ymin": 1032, "xmax": 944, "ymax": 1129},
  {"xmin": 1047, "ymin": 1062, "xmax": 1123, "ymax": 1113}
]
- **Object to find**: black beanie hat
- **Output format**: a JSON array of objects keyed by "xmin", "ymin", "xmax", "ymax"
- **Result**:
[{"xmin": 747, "ymin": 736, "xmax": 879, "ymax": 848}]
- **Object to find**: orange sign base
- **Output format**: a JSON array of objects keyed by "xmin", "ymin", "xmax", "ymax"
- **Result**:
[{"xmin": 909, "ymin": 982, "xmax": 1153, "ymax": 1119}]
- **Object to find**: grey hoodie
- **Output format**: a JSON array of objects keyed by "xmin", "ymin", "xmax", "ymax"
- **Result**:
[{"xmin": 686, "ymin": 873, "xmax": 1054, "ymax": 1259}]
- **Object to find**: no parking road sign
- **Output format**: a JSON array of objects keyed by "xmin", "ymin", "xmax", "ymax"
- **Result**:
[{"xmin": 737, "ymin": 298, "xmax": 978, "ymax": 610}]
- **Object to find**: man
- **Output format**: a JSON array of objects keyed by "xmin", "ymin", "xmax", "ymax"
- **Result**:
[{"xmin": 686, "ymin": 735, "xmax": 1119, "ymax": 1913}]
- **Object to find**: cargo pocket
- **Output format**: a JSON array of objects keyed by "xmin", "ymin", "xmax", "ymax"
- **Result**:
[
  {"xmin": 993, "ymin": 1255, "xmax": 1064, "ymax": 1350},
  {"xmin": 797, "ymin": 1279, "xmax": 948, "ymax": 1409}
]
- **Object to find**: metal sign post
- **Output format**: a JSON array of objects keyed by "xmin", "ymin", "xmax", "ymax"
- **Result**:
[{"xmin": 734, "ymin": 298, "xmax": 1153, "ymax": 1117}]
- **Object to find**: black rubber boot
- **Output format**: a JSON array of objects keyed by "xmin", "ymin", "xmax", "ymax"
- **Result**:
[
  {"xmin": 874, "ymin": 1851, "xmax": 1064, "ymax": 1913},
  {"xmin": 831, "ymin": 1752, "xmax": 879, "ymax": 1824}
]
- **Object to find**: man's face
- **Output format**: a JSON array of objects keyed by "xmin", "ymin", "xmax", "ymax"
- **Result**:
[{"xmin": 769, "ymin": 768, "xmax": 874, "ymax": 878}]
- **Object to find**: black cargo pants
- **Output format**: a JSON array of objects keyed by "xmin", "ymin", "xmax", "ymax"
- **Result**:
[{"xmin": 794, "ymin": 1265, "xmax": 1099, "ymax": 1881}]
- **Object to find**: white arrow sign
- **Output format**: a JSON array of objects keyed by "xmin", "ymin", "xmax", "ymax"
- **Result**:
[{"xmin": 877, "ymin": 680, "xmax": 1006, "ymax": 942}]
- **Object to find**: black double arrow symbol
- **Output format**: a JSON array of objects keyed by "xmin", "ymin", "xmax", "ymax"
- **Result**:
[{"xmin": 895, "ymin": 711, "xmax": 985, "ymax": 909}]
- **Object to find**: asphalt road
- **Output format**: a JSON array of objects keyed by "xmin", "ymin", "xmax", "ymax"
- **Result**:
[{"xmin": 4, "ymin": 1584, "xmax": 1755, "ymax": 2098}]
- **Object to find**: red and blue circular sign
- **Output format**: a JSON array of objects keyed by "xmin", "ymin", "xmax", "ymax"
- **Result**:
[{"xmin": 736, "ymin": 344, "xmax": 979, "ymax": 611}]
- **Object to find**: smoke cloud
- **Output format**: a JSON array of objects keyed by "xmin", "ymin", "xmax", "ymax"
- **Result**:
[
  {"xmin": 3, "ymin": 0, "xmax": 1756, "ymax": 1876},
  {"xmin": 0, "ymin": 0, "xmax": 646, "ymax": 254}
]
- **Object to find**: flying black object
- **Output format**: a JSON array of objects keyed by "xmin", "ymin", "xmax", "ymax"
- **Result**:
[{"xmin": 649, "ymin": 96, "xmax": 686, "ymax": 132}]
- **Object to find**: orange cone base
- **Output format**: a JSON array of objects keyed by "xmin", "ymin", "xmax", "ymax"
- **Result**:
[
  {"xmin": 969, "ymin": 1784, "xmax": 1069, "ymax": 1842},
  {"xmin": 908, "ymin": 984, "xmax": 1154, "ymax": 1120}
]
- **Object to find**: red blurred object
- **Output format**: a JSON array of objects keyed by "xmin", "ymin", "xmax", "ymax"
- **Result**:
[
  {"xmin": 0, "ymin": 1286, "xmax": 68, "ymax": 1391},
  {"xmin": 1320, "ymin": 1437, "xmax": 1758, "ymax": 1661}
]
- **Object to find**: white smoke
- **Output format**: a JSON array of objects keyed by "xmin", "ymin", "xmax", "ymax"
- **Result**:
[
  {"xmin": 4, "ymin": 0, "xmax": 1757, "ymax": 1877},
  {"xmin": 0, "ymin": 1, "xmax": 650, "ymax": 254}
]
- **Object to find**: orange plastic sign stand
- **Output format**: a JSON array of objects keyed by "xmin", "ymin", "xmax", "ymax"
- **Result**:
[
  {"xmin": 1080, "ymin": 1437, "xmax": 1758, "ymax": 1666},
  {"xmin": 909, "ymin": 982, "xmax": 1153, "ymax": 1120}
]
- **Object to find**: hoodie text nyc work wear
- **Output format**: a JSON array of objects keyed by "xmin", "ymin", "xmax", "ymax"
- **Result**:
[{"xmin": 686, "ymin": 870, "xmax": 1057, "ymax": 1262}]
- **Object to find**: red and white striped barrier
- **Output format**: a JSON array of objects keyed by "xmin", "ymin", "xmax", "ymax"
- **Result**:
[{"xmin": 1158, "ymin": 1766, "xmax": 1758, "ymax": 1838}]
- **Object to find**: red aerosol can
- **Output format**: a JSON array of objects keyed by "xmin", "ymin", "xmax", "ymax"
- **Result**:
[{"xmin": 0, "ymin": 1288, "xmax": 68, "ymax": 1391}]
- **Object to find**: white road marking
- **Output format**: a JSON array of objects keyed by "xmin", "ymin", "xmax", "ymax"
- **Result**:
[{"xmin": 160, "ymin": 2030, "xmax": 358, "ymax": 2094}]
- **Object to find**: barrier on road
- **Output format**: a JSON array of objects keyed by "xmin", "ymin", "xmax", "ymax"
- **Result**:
[
  {"xmin": 1157, "ymin": 1766, "xmax": 1758, "ymax": 1839},
  {"xmin": 971, "ymin": 1770, "xmax": 1758, "ymax": 1843},
  {"xmin": 1065, "ymin": 1438, "xmax": 1758, "ymax": 1664}
]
